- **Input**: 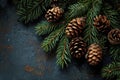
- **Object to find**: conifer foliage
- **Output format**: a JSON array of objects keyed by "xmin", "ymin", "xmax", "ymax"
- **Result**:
[{"xmin": 17, "ymin": 0, "xmax": 120, "ymax": 79}]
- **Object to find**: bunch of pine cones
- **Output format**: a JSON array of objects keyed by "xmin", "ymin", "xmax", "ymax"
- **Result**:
[
  {"xmin": 65, "ymin": 14, "xmax": 119, "ymax": 66},
  {"xmin": 45, "ymin": 1, "xmax": 119, "ymax": 66},
  {"xmin": 65, "ymin": 16, "xmax": 105, "ymax": 66}
]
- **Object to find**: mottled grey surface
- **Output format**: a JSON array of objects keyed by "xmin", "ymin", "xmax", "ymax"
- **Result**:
[{"xmin": 0, "ymin": 3, "xmax": 108, "ymax": 80}]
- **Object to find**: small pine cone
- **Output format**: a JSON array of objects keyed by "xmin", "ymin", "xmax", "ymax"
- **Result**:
[
  {"xmin": 108, "ymin": 28, "xmax": 120, "ymax": 45},
  {"xmin": 86, "ymin": 43, "xmax": 102, "ymax": 66},
  {"xmin": 70, "ymin": 37, "xmax": 87, "ymax": 59},
  {"xmin": 93, "ymin": 15, "xmax": 111, "ymax": 33},
  {"xmin": 45, "ymin": 6, "xmax": 64, "ymax": 22},
  {"xmin": 66, "ymin": 17, "xmax": 86, "ymax": 38}
]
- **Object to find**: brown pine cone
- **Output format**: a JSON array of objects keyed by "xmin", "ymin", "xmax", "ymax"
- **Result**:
[
  {"xmin": 108, "ymin": 28, "xmax": 120, "ymax": 45},
  {"xmin": 86, "ymin": 43, "xmax": 102, "ymax": 66},
  {"xmin": 66, "ymin": 17, "xmax": 86, "ymax": 38},
  {"xmin": 45, "ymin": 6, "xmax": 64, "ymax": 22},
  {"xmin": 93, "ymin": 15, "xmax": 111, "ymax": 33},
  {"xmin": 70, "ymin": 37, "xmax": 87, "ymax": 59}
]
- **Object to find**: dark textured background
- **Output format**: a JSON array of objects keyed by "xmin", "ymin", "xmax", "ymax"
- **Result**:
[{"xmin": 0, "ymin": 1, "xmax": 110, "ymax": 80}]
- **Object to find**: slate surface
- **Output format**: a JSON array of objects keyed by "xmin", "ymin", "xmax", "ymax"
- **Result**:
[{"xmin": 0, "ymin": 2, "xmax": 109, "ymax": 80}]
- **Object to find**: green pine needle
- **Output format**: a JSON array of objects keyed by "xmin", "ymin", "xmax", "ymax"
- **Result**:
[
  {"xmin": 17, "ymin": 0, "xmax": 51, "ymax": 23},
  {"xmin": 110, "ymin": 45, "xmax": 120, "ymax": 61},
  {"xmin": 56, "ymin": 36, "xmax": 71, "ymax": 68},
  {"xmin": 98, "ymin": 34, "xmax": 108, "ymax": 49},
  {"xmin": 103, "ymin": 4, "xmax": 120, "ymax": 28},
  {"xmin": 35, "ymin": 21, "xmax": 58, "ymax": 36},
  {"xmin": 41, "ymin": 27, "xmax": 64, "ymax": 52},
  {"xmin": 83, "ymin": 0, "xmax": 102, "ymax": 45},
  {"xmin": 102, "ymin": 62, "xmax": 120, "ymax": 79},
  {"xmin": 67, "ymin": 0, "xmax": 91, "ymax": 19}
]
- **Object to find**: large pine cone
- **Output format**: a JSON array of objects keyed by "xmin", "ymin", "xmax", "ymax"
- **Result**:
[
  {"xmin": 93, "ymin": 15, "xmax": 111, "ymax": 33},
  {"xmin": 66, "ymin": 17, "xmax": 86, "ymax": 38},
  {"xmin": 86, "ymin": 43, "xmax": 102, "ymax": 66},
  {"xmin": 108, "ymin": 28, "xmax": 120, "ymax": 45},
  {"xmin": 45, "ymin": 6, "xmax": 64, "ymax": 22},
  {"xmin": 70, "ymin": 37, "xmax": 87, "ymax": 59}
]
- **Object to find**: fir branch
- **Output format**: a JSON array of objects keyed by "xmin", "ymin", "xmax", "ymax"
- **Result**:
[
  {"xmin": 117, "ymin": 76, "xmax": 120, "ymax": 80},
  {"xmin": 17, "ymin": 0, "xmax": 52, "ymax": 23},
  {"xmin": 58, "ymin": 0, "xmax": 79, "ymax": 8},
  {"xmin": 56, "ymin": 36, "xmax": 71, "ymax": 68},
  {"xmin": 83, "ymin": 0, "xmax": 102, "ymax": 45},
  {"xmin": 102, "ymin": 62, "xmax": 120, "ymax": 79},
  {"xmin": 110, "ymin": 45, "xmax": 120, "ymax": 61},
  {"xmin": 66, "ymin": 0, "xmax": 91, "ymax": 19},
  {"xmin": 35, "ymin": 21, "xmax": 58, "ymax": 36},
  {"xmin": 98, "ymin": 35, "xmax": 108, "ymax": 49},
  {"xmin": 103, "ymin": 4, "xmax": 120, "ymax": 28},
  {"xmin": 41, "ymin": 27, "xmax": 64, "ymax": 52}
]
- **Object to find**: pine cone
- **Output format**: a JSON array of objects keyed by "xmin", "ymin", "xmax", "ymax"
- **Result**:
[
  {"xmin": 93, "ymin": 15, "xmax": 111, "ymax": 33},
  {"xmin": 45, "ymin": 6, "xmax": 64, "ymax": 22},
  {"xmin": 108, "ymin": 28, "xmax": 120, "ymax": 45},
  {"xmin": 70, "ymin": 37, "xmax": 87, "ymax": 59},
  {"xmin": 66, "ymin": 17, "xmax": 86, "ymax": 38},
  {"xmin": 86, "ymin": 43, "xmax": 102, "ymax": 66}
]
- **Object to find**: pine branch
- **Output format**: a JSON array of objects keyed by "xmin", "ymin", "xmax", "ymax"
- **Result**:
[
  {"xmin": 103, "ymin": 4, "xmax": 120, "ymax": 28},
  {"xmin": 83, "ymin": 0, "xmax": 102, "ymax": 45},
  {"xmin": 117, "ymin": 76, "xmax": 120, "ymax": 80},
  {"xmin": 110, "ymin": 45, "xmax": 120, "ymax": 61},
  {"xmin": 66, "ymin": 0, "xmax": 91, "ymax": 20},
  {"xmin": 35, "ymin": 21, "xmax": 59, "ymax": 36},
  {"xmin": 98, "ymin": 35, "xmax": 108, "ymax": 49},
  {"xmin": 56, "ymin": 36, "xmax": 71, "ymax": 68},
  {"xmin": 17, "ymin": 0, "xmax": 52, "ymax": 23},
  {"xmin": 102, "ymin": 36, "xmax": 120, "ymax": 80},
  {"xmin": 41, "ymin": 27, "xmax": 64, "ymax": 52},
  {"xmin": 102, "ymin": 62, "xmax": 120, "ymax": 79}
]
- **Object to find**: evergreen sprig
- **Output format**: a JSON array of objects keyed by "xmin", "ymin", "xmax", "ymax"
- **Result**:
[
  {"xmin": 16, "ymin": 0, "xmax": 120, "ymax": 74},
  {"xmin": 17, "ymin": 0, "xmax": 52, "ymax": 23},
  {"xmin": 101, "ymin": 2, "xmax": 120, "ymax": 80},
  {"xmin": 56, "ymin": 36, "xmax": 71, "ymax": 68},
  {"xmin": 102, "ymin": 62, "xmax": 120, "ymax": 79},
  {"xmin": 98, "ymin": 35, "xmax": 107, "ymax": 49},
  {"xmin": 110, "ymin": 45, "xmax": 120, "ymax": 61},
  {"xmin": 41, "ymin": 27, "xmax": 64, "ymax": 52},
  {"xmin": 83, "ymin": 0, "xmax": 102, "ymax": 45},
  {"xmin": 35, "ymin": 21, "xmax": 58, "ymax": 36},
  {"xmin": 103, "ymin": 4, "xmax": 120, "ymax": 29},
  {"xmin": 102, "ymin": 44, "xmax": 120, "ymax": 80},
  {"xmin": 67, "ymin": 0, "xmax": 91, "ymax": 20}
]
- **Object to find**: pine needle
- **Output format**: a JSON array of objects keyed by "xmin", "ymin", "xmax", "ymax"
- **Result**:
[
  {"xmin": 83, "ymin": 0, "xmax": 102, "ymax": 45},
  {"xmin": 103, "ymin": 4, "xmax": 120, "ymax": 29},
  {"xmin": 110, "ymin": 45, "xmax": 120, "ymax": 61},
  {"xmin": 56, "ymin": 36, "xmax": 71, "ymax": 68},
  {"xmin": 102, "ymin": 62, "xmax": 120, "ymax": 79},
  {"xmin": 67, "ymin": 0, "xmax": 91, "ymax": 19},
  {"xmin": 35, "ymin": 21, "xmax": 58, "ymax": 36},
  {"xmin": 17, "ymin": 0, "xmax": 52, "ymax": 23},
  {"xmin": 41, "ymin": 27, "xmax": 64, "ymax": 52}
]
